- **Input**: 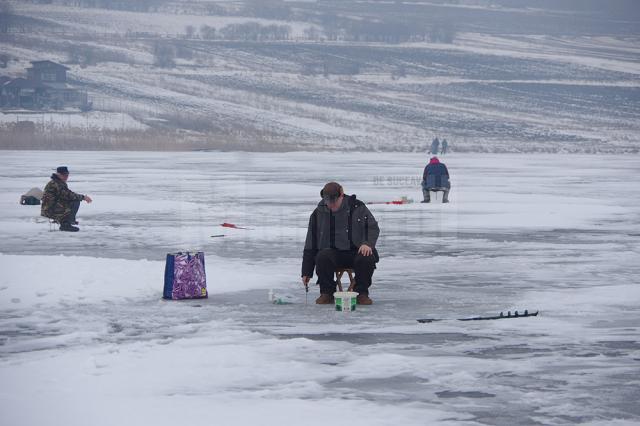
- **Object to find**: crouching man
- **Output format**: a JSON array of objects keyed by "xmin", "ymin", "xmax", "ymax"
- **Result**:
[
  {"xmin": 41, "ymin": 166, "xmax": 92, "ymax": 232},
  {"xmin": 301, "ymin": 182, "xmax": 380, "ymax": 305},
  {"xmin": 421, "ymin": 156, "xmax": 450, "ymax": 203}
]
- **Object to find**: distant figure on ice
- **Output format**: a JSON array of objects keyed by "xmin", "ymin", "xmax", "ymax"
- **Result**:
[
  {"xmin": 441, "ymin": 139, "xmax": 448, "ymax": 154},
  {"xmin": 421, "ymin": 157, "xmax": 450, "ymax": 203},
  {"xmin": 41, "ymin": 166, "xmax": 92, "ymax": 232},
  {"xmin": 301, "ymin": 182, "xmax": 380, "ymax": 305},
  {"xmin": 430, "ymin": 137, "xmax": 440, "ymax": 155}
]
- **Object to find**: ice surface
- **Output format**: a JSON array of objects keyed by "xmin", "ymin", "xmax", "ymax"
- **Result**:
[{"xmin": 1, "ymin": 151, "xmax": 639, "ymax": 425}]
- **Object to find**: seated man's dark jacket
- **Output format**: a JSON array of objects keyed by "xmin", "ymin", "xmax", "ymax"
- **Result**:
[{"xmin": 302, "ymin": 195, "xmax": 380, "ymax": 278}]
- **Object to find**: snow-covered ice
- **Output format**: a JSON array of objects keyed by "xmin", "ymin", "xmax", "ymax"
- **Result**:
[{"xmin": 1, "ymin": 151, "xmax": 639, "ymax": 425}]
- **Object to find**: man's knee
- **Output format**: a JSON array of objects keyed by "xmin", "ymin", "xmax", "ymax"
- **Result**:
[{"xmin": 354, "ymin": 253, "xmax": 376, "ymax": 269}]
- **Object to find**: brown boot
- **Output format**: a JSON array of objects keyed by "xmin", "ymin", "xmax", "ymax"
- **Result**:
[
  {"xmin": 356, "ymin": 294, "xmax": 373, "ymax": 305},
  {"xmin": 315, "ymin": 294, "xmax": 335, "ymax": 304}
]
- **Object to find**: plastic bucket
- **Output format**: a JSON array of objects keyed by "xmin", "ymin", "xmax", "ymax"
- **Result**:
[{"xmin": 334, "ymin": 291, "xmax": 358, "ymax": 312}]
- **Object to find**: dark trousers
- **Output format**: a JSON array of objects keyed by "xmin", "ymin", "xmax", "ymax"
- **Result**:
[
  {"xmin": 315, "ymin": 248, "xmax": 376, "ymax": 295},
  {"xmin": 63, "ymin": 200, "xmax": 81, "ymax": 224}
]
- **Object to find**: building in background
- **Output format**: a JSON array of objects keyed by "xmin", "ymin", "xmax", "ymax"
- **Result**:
[{"xmin": 1, "ymin": 60, "xmax": 90, "ymax": 110}]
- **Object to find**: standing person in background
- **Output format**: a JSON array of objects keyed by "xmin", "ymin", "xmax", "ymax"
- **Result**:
[
  {"xmin": 41, "ymin": 166, "xmax": 92, "ymax": 232},
  {"xmin": 441, "ymin": 139, "xmax": 448, "ymax": 154},
  {"xmin": 430, "ymin": 137, "xmax": 440, "ymax": 155}
]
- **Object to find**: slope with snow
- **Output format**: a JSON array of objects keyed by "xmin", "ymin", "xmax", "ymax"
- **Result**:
[{"xmin": 1, "ymin": 1, "xmax": 639, "ymax": 151}]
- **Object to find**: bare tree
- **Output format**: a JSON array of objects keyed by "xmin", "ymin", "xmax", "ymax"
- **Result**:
[
  {"xmin": 304, "ymin": 26, "xmax": 321, "ymax": 41},
  {"xmin": 200, "ymin": 25, "xmax": 216, "ymax": 40},
  {"xmin": 219, "ymin": 22, "xmax": 290, "ymax": 41}
]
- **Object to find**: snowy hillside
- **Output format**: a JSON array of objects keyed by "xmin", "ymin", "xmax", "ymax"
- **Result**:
[{"xmin": 0, "ymin": 0, "xmax": 639, "ymax": 152}]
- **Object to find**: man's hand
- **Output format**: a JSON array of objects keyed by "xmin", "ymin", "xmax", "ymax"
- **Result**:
[
  {"xmin": 83, "ymin": 195, "xmax": 93, "ymax": 203},
  {"xmin": 358, "ymin": 244, "xmax": 373, "ymax": 257},
  {"xmin": 302, "ymin": 276, "xmax": 310, "ymax": 287}
]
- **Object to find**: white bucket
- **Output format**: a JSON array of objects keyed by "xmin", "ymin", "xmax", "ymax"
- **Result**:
[{"xmin": 334, "ymin": 291, "xmax": 358, "ymax": 312}]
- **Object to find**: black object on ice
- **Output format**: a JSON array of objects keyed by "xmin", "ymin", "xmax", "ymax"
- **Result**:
[
  {"xmin": 417, "ymin": 310, "xmax": 539, "ymax": 323},
  {"xmin": 458, "ymin": 310, "xmax": 538, "ymax": 321}
]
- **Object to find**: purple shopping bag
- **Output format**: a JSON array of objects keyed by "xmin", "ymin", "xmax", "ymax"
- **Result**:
[{"xmin": 163, "ymin": 251, "xmax": 208, "ymax": 300}]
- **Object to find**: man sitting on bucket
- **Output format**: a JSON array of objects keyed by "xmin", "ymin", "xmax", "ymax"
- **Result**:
[
  {"xmin": 422, "ymin": 156, "xmax": 451, "ymax": 203},
  {"xmin": 41, "ymin": 166, "xmax": 92, "ymax": 232},
  {"xmin": 301, "ymin": 182, "xmax": 380, "ymax": 305}
]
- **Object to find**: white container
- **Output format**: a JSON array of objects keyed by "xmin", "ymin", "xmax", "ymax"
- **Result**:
[{"xmin": 334, "ymin": 291, "xmax": 358, "ymax": 312}]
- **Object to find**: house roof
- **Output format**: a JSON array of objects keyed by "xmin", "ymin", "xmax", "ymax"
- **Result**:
[
  {"xmin": 29, "ymin": 60, "xmax": 70, "ymax": 71},
  {"xmin": 42, "ymin": 82, "xmax": 76, "ymax": 90},
  {"xmin": 4, "ymin": 78, "xmax": 47, "ymax": 90}
]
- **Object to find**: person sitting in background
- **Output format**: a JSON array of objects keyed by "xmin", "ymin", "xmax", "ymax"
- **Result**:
[
  {"xmin": 421, "ymin": 157, "xmax": 451, "ymax": 203},
  {"xmin": 41, "ymin": 166, "xmax": 92, "ymax": 232}
]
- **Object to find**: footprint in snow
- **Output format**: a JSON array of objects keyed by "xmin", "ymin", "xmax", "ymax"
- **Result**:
[{"xmin": 11, "ymin": 298, "xmax": 21, "ymax": 304}]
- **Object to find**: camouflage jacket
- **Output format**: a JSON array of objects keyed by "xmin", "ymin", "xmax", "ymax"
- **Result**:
[{"xmin": 41, "ymin": 174, "xmax": 84, "ymax": 223}]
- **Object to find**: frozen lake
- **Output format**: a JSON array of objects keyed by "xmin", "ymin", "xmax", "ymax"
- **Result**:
[{"xmin": 1, "ymin": 151, "xmax": 639, "ymax": 425}]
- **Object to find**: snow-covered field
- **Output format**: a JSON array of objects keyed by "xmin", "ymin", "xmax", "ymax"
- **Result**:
[
  {"xmin": 1, "ymin": 151, "xmax": 639, "ymax": 425},
  {"xmin": 2, "ymin": 2, "xmax": 639, "ymax": 151}
]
